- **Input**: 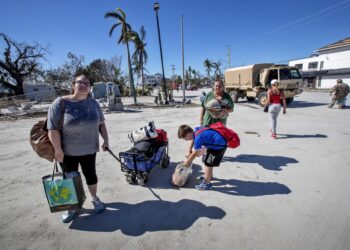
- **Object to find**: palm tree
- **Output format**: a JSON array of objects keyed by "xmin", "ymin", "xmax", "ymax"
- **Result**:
[
  {"xmin": 131, "ymin": 26, "xmax": 148, "ymax": 95},
  {"xmin": 192, "ymin": 69, "xmax": 197, "ymax": 79},
  {"xmin": 212, "ymin": 60, "xmax": 222, "ymax": 79},
  {"xmin": 105, "ymin": 8, "xmax": 137, "ymax": 104},
  {"xmin": 132, "ymin": 58, "xmax": 148, "ymax": 93},
  {"xmin": 187, "ymin": 66, "xmax": 192, "ymax": 79},
  {"xmin": 203, "ymin": 59, "xmax": 212, "ymax": 83}
]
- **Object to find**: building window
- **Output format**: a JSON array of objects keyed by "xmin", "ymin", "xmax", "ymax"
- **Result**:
[
  {"xmin": 33, "ymin": 88, "xmax": 39, "ymax": 92},
  {"xmin": 320, "ymin": 61, "xmax": 324, "ymax": 70},
  {"xmin": 308, "ymin": 62, "xmax": 318, "ymax": 70},
  {"xmin": 295, "ymin": 64, "xmax": 303, "ymax": 70}
]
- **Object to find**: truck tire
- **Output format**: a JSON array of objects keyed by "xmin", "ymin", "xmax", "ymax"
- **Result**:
[
  {"xmin": 247, "ymin": 97, "xmax": 255, "ymax": 102},
  {"xmin": 285, "ymin": 97, "xmax": 294, "ymax": 105},
  {"xmin": 258, "ymin": 92, "xmax": 268, "ymax": 107},
  {"xmin": 230, "ymin": 91, "xmax": 238, "ymax": 103}
]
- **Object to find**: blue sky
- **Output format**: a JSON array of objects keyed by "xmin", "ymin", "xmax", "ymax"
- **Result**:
[{"xmin": 1, "ymin": 0, "xmax": 350, "ymax": 78}]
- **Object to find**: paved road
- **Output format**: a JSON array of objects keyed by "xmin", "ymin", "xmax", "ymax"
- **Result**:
[{"xmin": 0, "ymin": 91, "xmax": 349, "ymax": 250}]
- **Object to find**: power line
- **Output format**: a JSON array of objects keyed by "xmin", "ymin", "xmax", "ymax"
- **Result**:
[
  {"xmin": 235, "ymin": 0, "xmax": 350, "ymax": 49},
  {"xmin": 257, "ymin": 0, "xmax": 349, "ymax": 39}
]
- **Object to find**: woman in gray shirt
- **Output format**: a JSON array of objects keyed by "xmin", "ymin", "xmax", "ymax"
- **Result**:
[{"xmin": 48, "ymin": 74, "xmax": 109, "ymax": 223}]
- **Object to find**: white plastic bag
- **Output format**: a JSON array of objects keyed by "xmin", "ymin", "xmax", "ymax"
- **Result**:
[
  {"xmin": 205, "ymin": 99, "xmax": 229, "ymax": 119},
  {"xmin": 172, "ymin": 162, "xmax": 192, "ymax": 187},
  {"xmin": 128, "ymin": 121, "xmax": 158, "ymax": 143}
]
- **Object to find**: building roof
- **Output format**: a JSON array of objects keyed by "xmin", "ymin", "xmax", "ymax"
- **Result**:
[{"xmin": 316, "ymin": 37, "xmax": 350, "ymax": 52}]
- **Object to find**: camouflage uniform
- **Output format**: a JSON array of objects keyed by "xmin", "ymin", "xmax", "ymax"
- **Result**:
[{"xmin": 329, "ymin": 80, "xmax": 350, "ymax": 108}]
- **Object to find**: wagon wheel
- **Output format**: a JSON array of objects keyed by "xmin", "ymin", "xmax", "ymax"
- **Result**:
[
  {"xmin": 126, "ymin": 173, "xmax": 136, "ymax": 184},
  {"xmin": 161, "ymin": 155, "xmax": 170, "ymax": 168},
  {"xmin": 137, "ymin": 174, "xmax": 148, "ymax": 186}
]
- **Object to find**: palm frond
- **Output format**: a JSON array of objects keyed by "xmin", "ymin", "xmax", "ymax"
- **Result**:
[
  {"xmin": 117, "ymin": 8, "xmax": 126, "ymax": 19},
  {"xmin": 142, "ymin": 50, "xmax": 148, "ymax": 64},
  {"xmin": 104, "ymin": 12, "xmax": 122, "ymax": 20},
  {"xmin": 108, "ymin": 23, "xmax": 119, "ymax": 37},
  {"xmin": 140, "ymin": 26, "xmax": 146, "ymax": 40}
]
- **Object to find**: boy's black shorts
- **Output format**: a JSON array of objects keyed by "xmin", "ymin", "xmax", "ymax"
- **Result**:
[{"xmin": 203, "ymin": 147, "xmax": 227, "ymax": 167}]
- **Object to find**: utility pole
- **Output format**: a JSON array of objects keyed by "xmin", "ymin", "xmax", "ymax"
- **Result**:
[
  {"xmin": 153, "ymin": 2, "xmax": 168, "ymax": 104},
  {"xmin": 181, "ymin": 14, "xmax": 186, "ymax": 103}
]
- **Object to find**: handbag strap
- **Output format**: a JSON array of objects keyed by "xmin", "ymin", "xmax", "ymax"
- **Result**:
[
  {"xmin": 51, "ymin": 161, "xmax": 68, "ymax": 180},
  {"xmin": 51, "ymin": 161, "xmax": 59, "ymax": 181},
  {"xmin": 58, "ymin": 98, "xmax": 65, "ymax": 130}
]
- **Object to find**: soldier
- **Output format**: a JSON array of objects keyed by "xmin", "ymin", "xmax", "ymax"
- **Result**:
[{"xmin": 328, "ymin": 79, "xmax": 350, "ymax": 109}]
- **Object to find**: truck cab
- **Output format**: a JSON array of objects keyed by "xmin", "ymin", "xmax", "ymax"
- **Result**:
[{"xmin": 224, "ymin": 64, "xmax": 302, "ymax": 107}]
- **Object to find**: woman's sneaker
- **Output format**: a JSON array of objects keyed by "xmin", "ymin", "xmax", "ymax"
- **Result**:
[
  {"xmin": 195, "ymin": 181, "xmax": 212, "ymax": 191},
  {"xmin": 62, "ymin": 209, "xmax": 76, "ymax": 223},
  {"xmin": 90, "ymin": 196, "xmax": 106, "ymax": 213}
]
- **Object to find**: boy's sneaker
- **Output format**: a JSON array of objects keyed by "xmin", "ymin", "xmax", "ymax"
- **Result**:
[
  {"xmin": 198, "ymin": 176, "xmax": 213, "ymax": 181},
  {"xmin": 198, "ymin": 175, "xmax": 205, "ymax": 181},
  {"xmin": 271, "ymin": 133, "xmax": 277, "ymax": 139},
  {"xmin": 90, "ymin": 196, "xmax": 106, "ymax": 213},
  {"xmin": 195, "ymin": 181, "xmax": 212, "ymax": 191},
  {"xmin": 62, "ymin": 209, "xmax": 76, "ymax": 223}
]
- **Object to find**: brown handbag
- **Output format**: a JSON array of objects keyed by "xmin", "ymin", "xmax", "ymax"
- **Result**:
[{"xmin": 29, "ymin": 100, "xmax": 64, "ymax": 162}]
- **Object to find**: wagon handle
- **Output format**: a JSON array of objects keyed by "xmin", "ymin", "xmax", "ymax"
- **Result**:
[{"xmin": 106, "ymin": 147, "xmax": 122, "ymax": 164}]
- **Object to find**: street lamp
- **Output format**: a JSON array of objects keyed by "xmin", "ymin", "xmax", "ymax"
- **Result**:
[{"xmin": 153, "ymin": 2, "xmax": 168, "ymax": 104}]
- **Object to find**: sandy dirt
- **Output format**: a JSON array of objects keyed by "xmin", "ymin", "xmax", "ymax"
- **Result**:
[{"xmin": 0, "ymin": 91, "xmax": 349, "ymax": 250}]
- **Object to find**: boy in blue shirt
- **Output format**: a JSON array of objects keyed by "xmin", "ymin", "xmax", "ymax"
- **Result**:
[{"xmin": 178, "ymin": 124, "xmax": 227, "ymax": 190}]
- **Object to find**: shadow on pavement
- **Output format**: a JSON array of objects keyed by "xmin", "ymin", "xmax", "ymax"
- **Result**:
[
  {"xmin": 69, "ymin": 199, "xmax": 226, "ymax": 235},
  {"xmin": 106, "ymin": 108, "xmax": 143, "ymax": 113},
  {"xmin": 277, "ymin": 133, "xmax": 327, "ymax": 139},
  {"xmin": 121, "ymin": 108, "xmax": 143, "ymax": 113},
  {"xmin": 147, "ymin": 162, "xmax": 203, "ymax": 189},
  {"xmin": 288, "ymin": 101, "xmax": 328, "ymax": 108},
  {"xmin": 212, "ymin": 178, "xmax": 291, "ymax": 196},
  {"xmin": 222, "ymin": 154, "xmax": 298, "ymax": 171}
]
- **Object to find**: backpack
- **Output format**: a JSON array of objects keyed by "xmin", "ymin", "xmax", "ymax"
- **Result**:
[
  {"xmin": 29, "ymin": 99, "xmax": 65, "ymax": 162},
  {"xmin": 195, "ymin": 122, "xmax": 240, "ymax": 149},
  {"xmin": 128, "ymin": 139, "xmax": 157, "ymax": 158}
]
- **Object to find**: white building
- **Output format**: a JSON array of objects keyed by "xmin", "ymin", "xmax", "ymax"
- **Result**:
[
  {"xmin": 289, "ymin": 37, "xmax": 350, "ymax": 89},
  {"xmin": 137, "ymin": 73, "xmax": 163, "ymax": 87}
]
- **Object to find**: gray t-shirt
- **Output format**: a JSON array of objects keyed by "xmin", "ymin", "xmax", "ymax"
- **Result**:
[{"xmin": 47, "ymin": 97, "xmax": 105, "ymax": 156}]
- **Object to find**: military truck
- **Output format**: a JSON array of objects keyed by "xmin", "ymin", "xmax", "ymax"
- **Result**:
[{"xmin": 224, "ymin": 64, "xmax": 302, "ymax": 107}]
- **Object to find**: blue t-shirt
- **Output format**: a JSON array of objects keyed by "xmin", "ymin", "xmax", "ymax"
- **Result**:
[
  {"xmin": 193, "ymin": 126, "xmax": 227, "ymax": 150},
  {"xmin": 47, "ymin": 97, "xmax": 105, "ymax": 156}
]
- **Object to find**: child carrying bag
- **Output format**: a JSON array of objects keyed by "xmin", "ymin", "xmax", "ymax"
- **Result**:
[
  {"xmin": 195, "ymin": 122, "xmax": 240, "ymax": 149},
  {"xmin": 42, "ymin": 162, "xmax": 86, "ymax": 213}
]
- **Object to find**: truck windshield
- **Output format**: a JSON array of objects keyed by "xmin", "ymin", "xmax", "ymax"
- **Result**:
[
  {"xmin": 290, "ymin": 69, "xmax": 302, "ymax": 79},
  {"xmin": 279, "ymin": 69, "xmax": 291, "ymax": 80}
]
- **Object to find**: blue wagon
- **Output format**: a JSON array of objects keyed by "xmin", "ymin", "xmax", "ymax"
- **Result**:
[{"xmin": 107, "ymin": 140, "xmax": 170, "ymax": 185}]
